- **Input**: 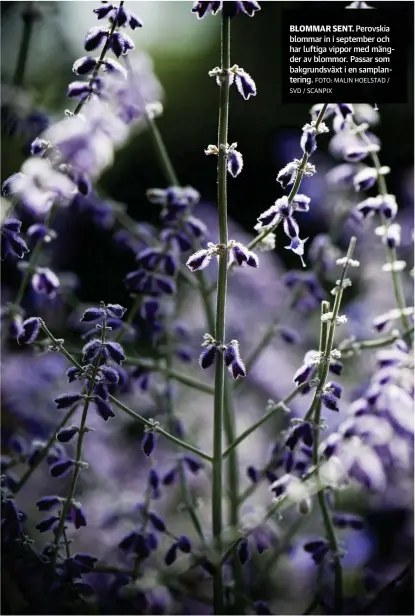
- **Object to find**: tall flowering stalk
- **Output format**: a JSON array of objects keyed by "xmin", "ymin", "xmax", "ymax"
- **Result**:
[{"xmin": 211, "ymin": 14, "xmax": 231, "ymax": 613}]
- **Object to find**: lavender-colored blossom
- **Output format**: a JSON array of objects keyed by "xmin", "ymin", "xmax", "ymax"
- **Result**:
[
  {"xmin": 50, "ymin": 458, "xmax": 75, "ymax": 478},
  {"xmin": 54, "ymin": 393, "xmax": 83, "ymax": 410},
  {"xmin": 353, "ymin": 167, "xmax": 378, "ymax": 191},
  {"xmin": 284, "ymin": 236, "xmax": 308, "ymax": 267},
  {"xmin": 234, "ymin": 67, "xmax": 257, "ymax": 100},
  {"xmin": 199, "ymin": 344, "xmax": 217, "ymax": 369},
  {"xmin": 303, "ymin": 539, "xmax": 330, "ymax": 564},
  {"xmin": 17, "ymin": 316, "xmax": 41, "ymax": 345},
  {"xmin": 142, "ymin": 431, "xmax": 156, "ymax": 457},
  {"xmin": 36, "ymin": 496, "xmax": 62, "ymax": 511},
  {"xmin": 6, "ymin": 158, "xmax": 76, "ymax": 214},
  {"xmin": 31, "ymin": 267, "xmax": 60, "ymax": 298},
  {"xmin": 192, "ymin": 1, "xmax": 260, "ymax": 19},
  {"xmin": 300, "ymin": 129, "xmax": 317, "ymax": 155},
  {"xmin": 57, "ymin": 425, "xmax": 79, "ymax": 443},
  {"xmin": 36, "ymin": 515, "xmax": 59, "ymax": 533},
  {"xmin": 227, "ymin": 148, "xmax": 243, "ymax": 177},
  {"xmin": 1, "ymin": 218, "xmax": 29, "ymax": 260},
  {"xmin": 379, "ymin": 194, "xmax": 398, "ymax": 220}
]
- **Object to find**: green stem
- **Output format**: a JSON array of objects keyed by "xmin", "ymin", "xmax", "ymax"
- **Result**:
[
  {"xmin": 340, "ymin": 325, "xmax": 414, "ymax": 358},
  {"xmin": 211, "ymin": 15, "xmax": 231, "ymax": 615},
  {"xmin": 145, "ymin": 115, "xmax": 179, "ymax": 186},
  {"xmin": 12, "ymin": 405, "xmax": 78, "ymax": 494},
  {"xmin": 13, "ymin": 3, "xmax": 37, "ymax": 87}
]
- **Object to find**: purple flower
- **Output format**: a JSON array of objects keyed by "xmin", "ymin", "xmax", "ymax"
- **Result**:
[
  {"xmin": 300, "ymin": 129, "xmax": 317, "ymax": 155},
  {"xmin": 247, "ymin": 465, "xmax": 259, "ymax": 483},
  {"xmin": 284, "ymin": 236, "xmax": 308, "ymax": 267},
  {"xmin": 142, "ymin": 431, "xmax": 156, "ymax": 457},
  {"xmin": 94, "ymin": 396, "xmax": 115, "ymax": 421},
  {"xmin": 50, "ymin": 458, "xmax": 75, "ymax": 478},
  {"xmin": 31, "ymin": 267, "xmax": 60, "ymax": 298},
  {"xmin": 54, "ymin": 393, "xmax": 83, "ymax": 410},
  {"xmin": 285, "ymin": 422, "xmax": 314, "ymax": 450},
  {"xmin": 192, "ymin": 1, "xmax": 261, "ymax": 19},
  {"xmin": 199, "ymin": 344, "xmax": 217, "ymax": 369},
  {"xmin": 105, "ymin": 341, "xmax": 125, "ymax": 364},
  {"xmin": 183, "ymin": 456, "xmax": 204, "ymax": 474},
  {"xmin": 36, "ymin": 496, "xmax": 62, "ymax": 512},
  {"xmin": 1, "ymin": 218, "xmax": 29, "ymax": 261},
  {"xmin": 303, "ymin": 539, "xmax": 329, "ymax": 564},
  {"xmin": 234, "ymin": 67, "xmax": 257, "ymax": 100},
  {"xmin": 225, "ymin": 340, "xmax": 246, "ymax": 380},
  {"xmin": 321, "ymin": 391, "xmax": 340, "ymax": 412},
  {"xmin": 109, "ymin": 31, "xmax": 135, "ymax": 57},
  {"xmin": 327, "ymin": 381, "xmax": 343, "ymax": 399},
  {"xmin": 379, "ymin": 194, "xmax": 398, "ymax": 220},
  {"xmin": 176, "ymin": 535, "xmax": 192, "ymax": 553},
  {"xmin": 106, "ymin": 303, "xmax": 127, "ymax": 319},
  {"xmin": 276, "ymin": 162, "xmax": 297, "ymax": 189},
  {"xmin": 148, "ymin": 512, "xmax": 166, "ymax": 533},
  {"xmin": 164, "ymin": 543, "xmax": 178, "ymax": 566},
  {"xmin": 383, "ymin": 224, "xmax": 401, "ymax": 249},
  {"xmin": 72, "ymin": 56, "xmax": 98, "ymax": 75},
  {"xmin": 17, "ymin": 316, "xmax": 41, "ymax": 345},
  {"xmin": 237, "ymin": 538, "xmax": 250, "ymax": 564},
  {"xmin": 186, "ymin": 248, "xmax": 213, "ymax": 272},
  {"xmin": 227, "ymin": 148, "xmax": 244, "ymax": 177},
  {"xmin": 84, "ymin": 27, "xmax": 108, "ymax": 52},
  {"xmin": 36, "ymin": 515, "xmax": 59, "ymax": 533},
  {"xmin": 353, "ymin": 167, "xmax": 377, "ymax": 192},
  {"xmin": 6, "ymin": 158, "xmax": 76, "ymax": 214},
  {"xmin": 67, "ymin": 504, "xmax": 87, "ymax": 529},
  {"xmin": 57, "ymin": 426, "xmax": 79, "ymax": 443}
]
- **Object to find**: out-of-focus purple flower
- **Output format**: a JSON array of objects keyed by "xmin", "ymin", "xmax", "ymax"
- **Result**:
[
  {"xmin": 4, "ymin": 158, "xmax": 76, "ymax": 214},
  {"xmin": 31, "ymin": 267, "xmax": 60, "ymax": 298},
  {"xmin": 1, "ymin": 218, "xmax": 29, "ymax": 260},
  {"xmin": 142, "ymin": 431, "xmax": 156, "ymax": 457},
  {"xmin": 17, "ymin": 316, "xmax": 41, "ymax": 345},
  {"xmin": 103, "ymin": 53, "xmax": 163, "ymax": 125},
  {"xmin": 50, "ymin": 458, "xmax": 75, "ymax": 478}
]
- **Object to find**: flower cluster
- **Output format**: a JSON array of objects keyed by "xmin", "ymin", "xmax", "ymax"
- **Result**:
[
  {"xmin": 192, "ymin": 1, "xmax": 261, "ymax": 19},
  {"xmin": 199, "ymin": 335, "xmax": 246, "ymax": 379}
]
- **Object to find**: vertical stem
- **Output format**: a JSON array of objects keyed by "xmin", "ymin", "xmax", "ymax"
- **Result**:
[
  {"xmin": 13, "ymin": 3, "xmax": 37, "ymax": 87},
  {"xmin": 212, "ymin": 14, "xmax": 231, "ymax": 615}
]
